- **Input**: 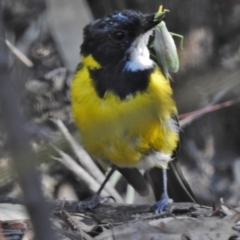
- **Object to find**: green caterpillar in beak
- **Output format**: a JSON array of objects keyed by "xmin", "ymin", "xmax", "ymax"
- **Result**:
[{"xmin": 153, "ymin": 7, "xmax": 183, "ymax": 77}]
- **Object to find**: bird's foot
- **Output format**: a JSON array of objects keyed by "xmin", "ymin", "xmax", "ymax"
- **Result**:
[
  {"xmin": 154, "ymin": 193, "xmax": 173, "ymax": 213},
  {"xmin": 77, "ymin": 194, "xmax": 115, "ymax": 211}
]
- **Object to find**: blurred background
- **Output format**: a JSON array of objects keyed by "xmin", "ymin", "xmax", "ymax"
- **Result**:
[{"xmin": 1, "ymin": 0, "xmax": 240, "ymax": 207}]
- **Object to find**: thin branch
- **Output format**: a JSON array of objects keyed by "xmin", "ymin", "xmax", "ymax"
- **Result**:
[
  {"xmin": 52, "ymin": 146, "xmax": 109, "ymax": 196},
  {"xmin": 53, "ymin": 119, "xmax": 123, "ymax": 202},
  {"xmin": 5, "ymin": 39, "xmax": 34, "ymax": 67},
  {"xmin": 179, "ymin": 97, "xmax": 240, "ymax": 127}
]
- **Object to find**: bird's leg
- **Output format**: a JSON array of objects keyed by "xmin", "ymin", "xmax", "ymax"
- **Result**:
[
  {"xmin": 154, "ymin": 168, "xmax": 173, "ymax": 213},
  {"xmin": 77, "ymin": 167, "xmax": 116, "ymax": 211}
]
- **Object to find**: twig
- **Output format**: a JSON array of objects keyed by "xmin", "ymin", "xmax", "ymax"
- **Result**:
[
  {"xmin": 5, "ymin": 39, "xmax": 33, "ymax": 67},
  {"xmin": 53, "ymin": 119, "xmax": 123, "ymax": 202},
  {"xmin": 179, "ymin": 97, "xmax": 240, "ymax": 127},
  {"xmin": 61, "ymin": 210, "xmax": 93, "ymax": 240},
  {"xmin": 52, "ymin": 146, "xmax": 109, "ymax": 196},
  {"xmin": 209, "ymin": 188, "xmax": 216, "ymax": 211}
]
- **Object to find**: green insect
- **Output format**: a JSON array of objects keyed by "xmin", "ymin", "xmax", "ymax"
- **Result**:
[{"xmin": 152, "ymin": 7, "xmax": 183, "ymax": 77}]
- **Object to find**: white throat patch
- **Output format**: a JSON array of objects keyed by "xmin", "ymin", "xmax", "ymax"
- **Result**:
[{"xmin": 124, "ymin": 31, "xmax": 154, "ymax": 72}]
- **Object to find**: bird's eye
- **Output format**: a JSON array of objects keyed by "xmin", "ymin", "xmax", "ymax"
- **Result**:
[{"xmin": 113, "ymin": 31, "xmax": 126, "ymax": 41}]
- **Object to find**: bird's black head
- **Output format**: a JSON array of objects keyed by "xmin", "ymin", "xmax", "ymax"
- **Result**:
[{"xmin": 81, "ymin": 10, "xmax": 165, "ymax": 71}]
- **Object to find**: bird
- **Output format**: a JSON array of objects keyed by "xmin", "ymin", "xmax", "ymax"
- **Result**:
[{"xmin": 71, "ymin": 9, "xmax": 196, "ymax": 212}]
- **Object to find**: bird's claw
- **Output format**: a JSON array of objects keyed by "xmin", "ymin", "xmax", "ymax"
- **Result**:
[
  {"xmin": 154, "ymin": 194, "xmax": 173, "ymax": 213},
  {"xmin": 77, "ymin": 195, "xmax": 116, "ymax": 211}
]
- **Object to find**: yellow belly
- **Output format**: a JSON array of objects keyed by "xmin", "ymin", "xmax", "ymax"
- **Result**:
[{"xmin": 71, "ymin": 57, "xmax": 178, "ymax": 167}]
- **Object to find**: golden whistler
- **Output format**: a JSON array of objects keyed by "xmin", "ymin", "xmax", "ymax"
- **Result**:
[{"xmin": 71, "ymin": 9, "xmax": 195, "ymax": 212}]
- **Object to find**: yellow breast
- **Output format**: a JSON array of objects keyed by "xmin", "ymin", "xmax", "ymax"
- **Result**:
[{"xmin": 71, "ymin": 55, "xmax": 178, "ymax": 167}]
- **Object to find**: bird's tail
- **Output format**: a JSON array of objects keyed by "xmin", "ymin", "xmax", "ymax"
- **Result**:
[
  {"xmin": 148, "ymin": 160, "xmax": 196, "ymax": 202},
  {"xmin": 118, "ymin": 160, "xmax": 196, "ymax": 203}
]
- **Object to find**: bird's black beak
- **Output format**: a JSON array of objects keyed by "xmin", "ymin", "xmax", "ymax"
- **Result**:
[{"xmin": 141, "ymin": 12, "xmax": 165, "ymax": 33}]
